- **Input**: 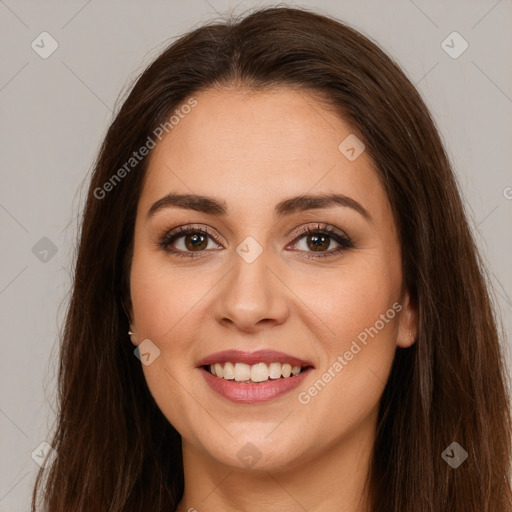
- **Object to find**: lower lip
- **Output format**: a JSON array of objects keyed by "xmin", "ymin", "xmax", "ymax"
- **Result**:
[{"xmin": 200, "ymin": 367, "xmax": 313, "ymax": 404}]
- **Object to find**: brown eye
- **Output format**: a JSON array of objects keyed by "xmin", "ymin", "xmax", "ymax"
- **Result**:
[
  {"xmin": 288, "ymin": 224, "xmax": 354, "ymax": 259},
  {"xmin": 159, "ymin": 223, "xmax": 353, "ymax": 260},
  {"xmin": 183, "ymin": 232, "xmax": 208, "ymax": 251},
  {"xmin": 305, "ymin": 233, "xmax": 331, "ymax": 252},
  {"xmin": 159, "ymin": 226, "xmax": 221, "ymax": 257}
]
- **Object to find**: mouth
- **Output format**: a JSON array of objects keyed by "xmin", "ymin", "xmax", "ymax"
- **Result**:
[
  {"xmin": 204, "ymin": 361, "xmax": 312, "ymax": 383},
  {"xmin": 196, "ymin": 350, "xmax": 314, "ymax": 403}
]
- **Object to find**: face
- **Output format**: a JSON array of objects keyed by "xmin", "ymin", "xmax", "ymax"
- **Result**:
[{"xmin": 128, "ymin": 86, "xmax": 417, "ymax": 472}]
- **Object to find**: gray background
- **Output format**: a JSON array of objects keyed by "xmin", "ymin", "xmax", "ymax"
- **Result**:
[{"xmin": 1, "ymin": 0, "xmax": 511, "ymax": 510}]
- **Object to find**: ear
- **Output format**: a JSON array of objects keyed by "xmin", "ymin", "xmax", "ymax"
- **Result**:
[
  {"xmin": 128, "ymin": 324, "xmax": 138, "ymax": 346},
  {"xmin": 396, "ymin": 289, "xmax": 418, "ymax": 348},
  {"xmin": 122, "ymin": 297, "xmax": 138, "ymax": 346}
]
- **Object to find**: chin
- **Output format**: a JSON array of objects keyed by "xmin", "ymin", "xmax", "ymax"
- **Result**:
[{"xmin": 196, "ymin": 427, "xmax": 309, "ymax": 472}]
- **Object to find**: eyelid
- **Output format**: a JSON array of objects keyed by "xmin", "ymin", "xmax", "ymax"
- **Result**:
[
  {"xmin": 158, "ymin": 222, "xmax": 353, "ymax": 258},
  {"xmin": 159, "ymin": 223, "xmax": 224, "ymax": 242},
  {"xmin": 287, "ymin": 223, "xmax": 350, "ymax": 244},
  {"xmin": 157, "ymin": 224, "xmax": 223, "ymax": 252}
]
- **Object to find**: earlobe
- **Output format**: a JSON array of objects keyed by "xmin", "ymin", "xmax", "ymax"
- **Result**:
[
  {"xmin": 122, "ymin": 298, "xmax": 138, "ymax": 345},
  {"xmin": 396, "ymin": 291, "xmax": 418, "ymax": 348},
  {"xmin": 128, "ymin": 327, "xmax": 138, "ymax": 346}
]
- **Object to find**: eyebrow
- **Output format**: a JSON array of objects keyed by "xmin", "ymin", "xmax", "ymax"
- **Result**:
[{"xmin": 146, "ymin": 191, "xmax": 372, "ymax": 222}]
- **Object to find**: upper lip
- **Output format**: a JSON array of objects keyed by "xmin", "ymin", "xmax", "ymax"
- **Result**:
[{"xmin": 196, "ymin": 349, "xmax": 314, "ymax": 368}]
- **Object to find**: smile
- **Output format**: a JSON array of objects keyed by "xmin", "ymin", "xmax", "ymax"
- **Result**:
[
  {"xmin": 207, "ymin": 361, "xmax": 305, "ymax": 383},
  {"xmin": 197, "ymin": 349, "xmax": 314, "ymax": 403}
]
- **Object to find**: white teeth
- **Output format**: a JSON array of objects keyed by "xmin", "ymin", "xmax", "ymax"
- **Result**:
[
  {"xmin": 223, "ymin": 362, "xmax": 235, "ymax": 380},
  {"xmin": 234, "ymin": 363, "xmax": 251, "ymax": 382},
  {"xmin": 251, "ymin": 362, "xmax": 269, "ymax": 383},
  {"xmin": 208, "ymin": 362, "xmax": 306, "ymax": 382},
  {"xmin": 269, "ymin": 362, "xmax": 282, "ymax": 379}
]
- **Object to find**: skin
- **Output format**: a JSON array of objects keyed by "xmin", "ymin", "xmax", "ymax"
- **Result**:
[{"xmin": 128, "ymin": 86, "xmax": 417, "ymax": 512}]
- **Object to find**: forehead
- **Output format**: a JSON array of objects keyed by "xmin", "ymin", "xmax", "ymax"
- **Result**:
[{"xmin": 140, "ymin": 86, "xmax": 387, "ymax": 219}]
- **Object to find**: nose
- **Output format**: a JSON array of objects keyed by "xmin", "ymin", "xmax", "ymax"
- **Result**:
[{"xmin": 213, "ymin": 246, "xmax": 290, "ymax": 333}]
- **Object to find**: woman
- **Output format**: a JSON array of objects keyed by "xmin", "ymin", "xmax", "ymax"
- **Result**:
[{"xmin": 32, "ymin": 5, "xmax": 512, "ymax": 511}]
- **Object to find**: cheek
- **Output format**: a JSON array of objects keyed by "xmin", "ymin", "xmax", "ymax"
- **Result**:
[
  {"xmin": 129, "ymin": 250, "xmax": 213, "ymax": 440},
  {"xmin": 130, "ymin": 248, "xmax": 213, "ymax": 340},
  {"xmin": 290, "ymin": 251, "xmax": 401, "ymax": 422},
  {"xmin": 292, "ymin": 285, "xmax": 400, "ymax": 448},
  {"xmin": 291, "ymin": 252, "xmax": 401, "ymax": 350}
]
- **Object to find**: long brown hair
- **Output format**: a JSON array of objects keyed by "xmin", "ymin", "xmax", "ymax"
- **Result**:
[{"xmin": 32, "ymin": 5, "xmax": 512, "ymax": 511}]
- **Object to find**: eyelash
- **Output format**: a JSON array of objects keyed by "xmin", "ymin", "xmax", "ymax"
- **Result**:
[{"xmin": 158, "ymin": 223, "xmax": 354, "ymax": 260}]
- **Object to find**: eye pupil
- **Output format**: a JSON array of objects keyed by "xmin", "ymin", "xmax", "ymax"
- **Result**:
[
  {"xmin": 308, "ymin": 234, "xmax": 329, "ymax": 251},
  {"xmin": 185, "ymin": 233, "xmax": 207, "ymax": 251}
]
